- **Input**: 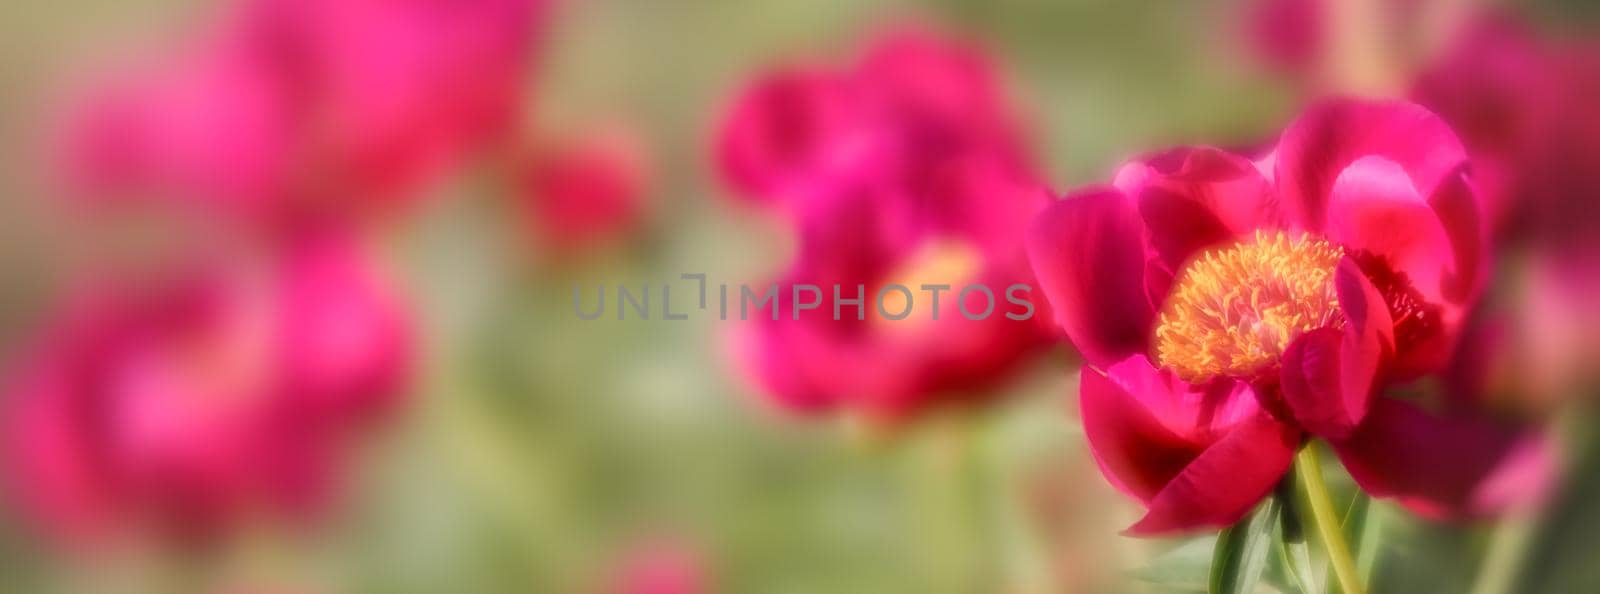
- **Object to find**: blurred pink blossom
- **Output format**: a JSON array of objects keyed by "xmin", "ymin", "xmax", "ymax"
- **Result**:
[
  {"xmin": 1, "ymin": 232, "xmax": 412, "ymax": 543},
  {"xmin": 714, "ymin": 23, "xmax": 1035, "ymax": 214},
  {"xmin": 716, "ymin": 24, "xmax": 1053, "ymax": 423},
  {"xmin": 1410, "ymin": 14, "xmax": 1600, "ymax": 408},
  {"xmin": 54, "ymin": 36, "xmax": 294, "ymax": 221},
  {"xmin": 54, "ymin": 0, "xmax": 552, "ymax": 227},
  {"xmin": 608, "ymin": 538, "xmax": 710, "ymax": 594},
  {"xmin": 519, "ymin": 124, "xmax": 653, "ymax": 254}
]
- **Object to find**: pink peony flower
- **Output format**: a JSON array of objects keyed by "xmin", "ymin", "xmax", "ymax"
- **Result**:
[
  {"xmin": 1412, "ymin": 15, "xmax": 1600, "ymax": 409},
  {"xmin": 714, "ymin": 65, "xmax": 866, "ymax": 207},
  {"xmin": 243, "ymin": 0, "xmax": 551, "ymax": 214},
  {"xmin": 53, "ymin": 0, "xmax": 551, "ymax": 226},
  {"xmin": 714, "ymin": 23, "xmax": 1033, "ymax": 213},
  {"xmin": 608, "ymin": 538, "xmax": 711, "ymax": 594},
  {"xmin": 717, "ymin": 24, "xmax": 1053, "ymax": 423},
  {"xmin": 1409, "ymin": 16, "xmax": 1571, "ymax": 238},
  {"xmin": 1243, "ymin": 0, "xmax": 1325, "ymax": 76},
  {"xmin": 53, "ymin": 34, "xmax": 294, "ymax": 221},
  {"xmin": 1026, "ymin": 98, "xmax": 1547, "ymax": 534},
  {"xmin": 1239, "ymin": 0, "xmax": 1426, "ymax": 92},
  {"xmin": 518, "ymin": 124, "xmax": 653, "ymax": 254},
  {"xmin": 1, "ymin": 232, "xmax": 411, "ymax": 543}
]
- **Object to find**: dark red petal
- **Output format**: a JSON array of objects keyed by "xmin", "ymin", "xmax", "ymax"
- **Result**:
[
  {"xmin": 1116, "ymin": 147, "xmax": 1280, "ymax": 275},
  {"xmin": 1275, "ymin": 99, "xmax": 1469, "ymax": 231},
  {"xmin": 1079, "ymin": 360, "xmax": 1206, "ymax": 504},
  {"xmin": 1280, "ymin": 328, "xmax": 1354, "ymax": 438},
  {"xmin": 1426, "ymin": 169, "xmax": 1486, "ymax": 310},
  {"xmin": 1025, "ymin": 187, "xmax": 1154, "ymax": 368},
  {"xmin": 1332, "ymin": 398, "xmax": 1552, "ymax": 520},
  {"xmin": 1136, "ymin": 187, "xmax": 1233, "ymax": 275},
  {"xmin": 1280, "ymin": 258, "xmax": 1393, "ymax": 439},
  {"xmin": 1125, "ymin": 413, "xmax": 1300, "ymax": 536}
]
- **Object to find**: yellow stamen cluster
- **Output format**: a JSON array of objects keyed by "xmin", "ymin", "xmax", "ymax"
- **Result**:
[
  {"xmin": 875, "ymin": 239, "xmax": 981, "ymax": 329},
  {"xmin": 1155, "ymin": 231, "xmax": 1343, "ymax": 382}
]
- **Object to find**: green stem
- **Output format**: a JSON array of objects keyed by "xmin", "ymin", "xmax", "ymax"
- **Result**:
[{"xmin": 1297, "ymin": 444, "xmax": 1366, "ymax": 594}]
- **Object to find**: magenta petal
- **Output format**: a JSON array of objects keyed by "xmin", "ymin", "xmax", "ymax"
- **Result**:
[
  {"xmin": 1332, "ymin": 398, "xmax": 1553, "ymax": 520},
  {"xmin": 1327, "ymin": 156, "xmax": 1458, "ymax": 310},
  {"xmin": 725, "ymin": 315, "xmax": 839, "ymax": 415},
  {"xmin": 2, "ymin": 364, "xmax": 113, "ymax": 541},
  {"xmin": 1134, "ymin": 188, "xmax": 1230, "ymax": 273},
  {"xmin": 1120, "ymin": 147, "xmax": 1278, "ymax": 275},
  {"xmin": 1280, "ymin": 328, "xmax": 1355, "ymax": 438},
  {"xmin": 1275, "ymin": 99, "xmax": 1469, "ymax": 231},
  {"xmin": 714, "ymin": 66, "xmax": 864, "ymax": 203},
  {"xmin": 1132, "ymin": 147, "xmax": 1281, "ymax": 232},
  {"xmin": 1125, "ymin": 412, "xmax": 1300, "ymax": 536},
  {"xmin": 1079, "ymin": 360, "xmax": 1206, "ymax": 504},
  {"xmin": 1425, "ymin": 169, "xmax": 1486, "ymax": 309},
  {"xmin": 1025, "ymin": 188, "xmax": 1154, "ymax": 368},
  {"xmin": 1333, "ymin": 256, "xmax": 1393, "ymax": 412},
  {"xmin": 1280, "ymin": 257, "xmax": 1392, "ymax": 440}
]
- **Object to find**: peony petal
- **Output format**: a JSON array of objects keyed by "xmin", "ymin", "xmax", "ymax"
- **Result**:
[
  {"xmin": 1332, "ymin": 398, "xmax": 1552, "ymax": 520},
  {"xmin": 714, "ymin": 66, "xmax": 868, "ymax": 203},
  {"xmin": 1279, "ymin": 260, "xmax": 1392, "ymax": 441},
  {"xmin": 1079, "ymin": 361, "xmax": 1207, "ymax": 504},
  {"xmin": 1326, "ymin": 155, "xmax": 1457, "ymax": 311},
  {"xmin": 1275, "ymin": 99, "xmax": 1469, "ymax": 232},
  {"xmin": 1125, "ymin": 412, "xmax": 1300, "ymax": 536},
  {"xmin": 1101, "ymin": 356, "xmax": 1261, "ymax": 441},
  {"xmin": 725, "ymin": 315, "xmax": 838, "ymax": 415},
  {"xmin": 1025, "ymin": 188, "xmax": 1154, "ymax": 368},
  {"xmin": 1425, "ymin": 169, "xmax": 1486, "ymax": 310},
  {"xmin": 1335, "ymin": 256, "xmax": 1393, "ymax": 413},
  {"xmin": 1280, "ymin": 328, "xmax": 1355, "ymax": 438},
  {"xmin": 1117, "ymin": 147, "xmax": 1280, "ymax": 281},
  {"xmin": 1135, "ymin": 189, "xmax": 1233, "ymax": 272},
  {"xmin": 1131, "ymin": 147, "xmax": 1281, "ymax": 233}
]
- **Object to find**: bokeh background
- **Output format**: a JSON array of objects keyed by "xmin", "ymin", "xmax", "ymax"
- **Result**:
[{"xmin": 0, "ymin": 0, "xmax": 1597, "ymax": 592}]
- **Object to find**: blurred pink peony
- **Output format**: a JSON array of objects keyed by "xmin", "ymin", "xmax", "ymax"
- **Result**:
[
  {"xmin": 53, "ymin": 0, "xmax": 552, "ymax": 227},
  {"xmin": 714, "ymin": 23, "xmax": 1034, "ymax": 214},
  {"xmin": 1239, "ymin": 0, "xmax": 1428, "ymax": 92},
  {"xmin": 716, "ymin": 24, "xmax": 1053, "ymax": 423},
  {"xmin": 608, "ymin": 538, "xmax": 711, "ymax": 594},
  {"xmin": 519, "ymin": 124, "xmax": 653, "ymax": 254},
  {"xmin": 1409, "ymin": 16, "xmax": 1568, "ymax": 237},
  {"xmin": 714, "ymin": 65, "xmax": 864, "ymax": 207},
  {"xmin": 53, "ymin": 34, "xmax": 294, "ymax": 221},
  {"xmin": 1244, "ymin": 0, "xmax": 1325, "ymax": 76},
  {"xmin": 244, "ymin": 0, "xmax": 551, "ymax": 214},
  {"xmin": 1, "ymin": 232, "xmax": 412, "ymax": 543},
  {"xmin": 1410, "ymin": 15, "xmax": 1600, "ymax": 408},
  {"xmin": 1026, "ymin": 98, "xmax": 1547, "ymax": 534}
]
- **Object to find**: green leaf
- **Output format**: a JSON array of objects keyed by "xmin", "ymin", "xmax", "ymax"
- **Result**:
[
  {"xmin": 1211, "ymin": 496, "xmax": 1282, "ymax": 594},
  {"xmin": 1131, "ymin": 536, "xmax": 1216, "ymax": 592},
  {"xmin": 1277, "ymin": 487, "xmax": 1322, "ymax": 594},
  {"xmin": 1344, "ymin": 492, "xmax": 1381, "ymax": 587}
]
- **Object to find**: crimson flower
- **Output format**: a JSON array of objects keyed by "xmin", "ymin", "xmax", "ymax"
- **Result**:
[
  {"xmin": 1026, "ymin": 98, "xmax": 1547, "ymax": 534},
  {"xmin": 1411, "ymin": 15, "xmax": 1600, "ymax": 409},
  {"xmin": 715, "ymin": 23, "xmax": 1035, "ymax": 214},
  {"xmin": 1, "ymin": 231, "xmax": 411, "ymax": 543},
  {"xmin": 608, "ymin": 537, "xmax": 711, "ymax": 594},
  {"xmin": 716, "ymin": 24, "xmax": 1052, "ymax": 422},
  {"xmin": 54, "ymin": 0, "xmax": 551, "ymax": 226},
  {"xmin": 518, "ymin": 124, "xmax": 653, "ymax": 255}
]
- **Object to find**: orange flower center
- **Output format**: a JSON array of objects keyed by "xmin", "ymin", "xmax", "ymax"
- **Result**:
[
  {"xmin": 1155, "ymin": 231, "xmax": 1343, "ymax": 382},
  {"xmin": 875, "ymin": 239, "xmax": 982, "ymax": 330}
]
